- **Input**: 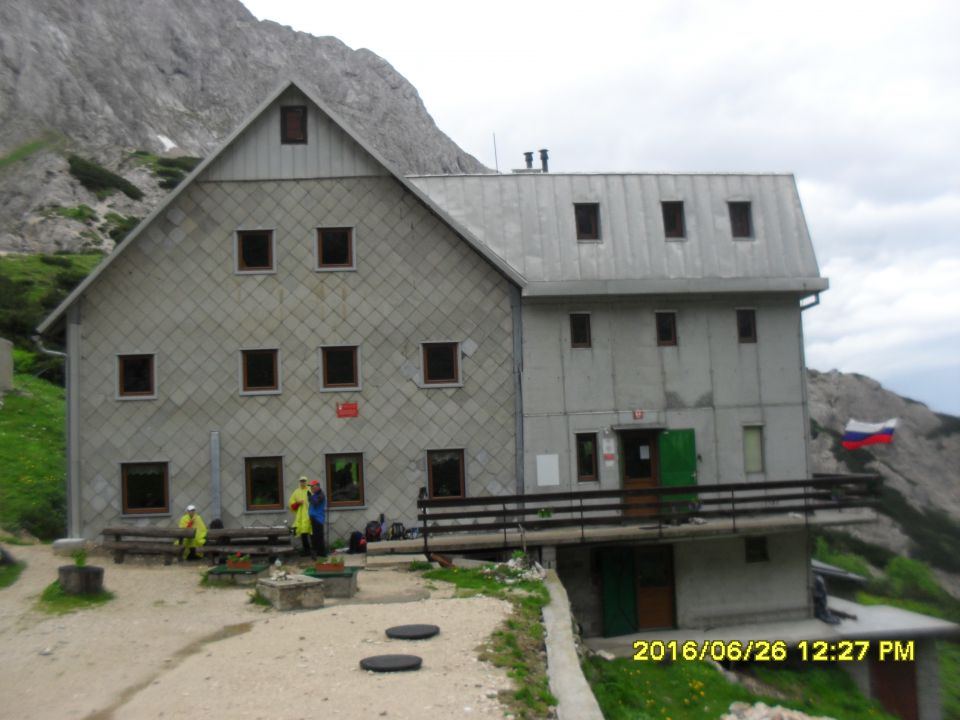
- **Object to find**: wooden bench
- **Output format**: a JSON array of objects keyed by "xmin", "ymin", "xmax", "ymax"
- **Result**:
[
  {"xmin": 203, "ymin": 527, "xmax": 295, "ymax": 565},
  {"xmin": 102, "ymin": 526, "xmax": 195, "ymax": 565}
]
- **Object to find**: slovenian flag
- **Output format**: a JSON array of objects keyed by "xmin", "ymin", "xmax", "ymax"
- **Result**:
[{"xmin": 841, "ymin": 418, "xmax": 898, "ymax": 450}]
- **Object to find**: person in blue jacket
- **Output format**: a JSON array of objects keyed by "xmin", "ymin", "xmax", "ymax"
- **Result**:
[{"xmin": 307, "ymin": 479, "xmax": 327, "ymax": 558}]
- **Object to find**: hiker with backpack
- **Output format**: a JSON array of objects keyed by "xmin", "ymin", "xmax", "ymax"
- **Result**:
[
  {"xmin": 288, "ymin": 476, "xmax": 313, "ymax": 557},
  {"xmin": 307, "ymin": 479, "xmax": 327, "ymax": 557}
]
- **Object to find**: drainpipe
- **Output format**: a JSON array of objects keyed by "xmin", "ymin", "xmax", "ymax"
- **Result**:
[{"xmin": 33, "ymin": 335, "xmax": 66, "ymax": 358}]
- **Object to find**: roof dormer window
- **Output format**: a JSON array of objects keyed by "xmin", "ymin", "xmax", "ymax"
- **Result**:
[
  {"xmin": 281, "ymin": 106, "xmax": 307, "ymax": 144},
  {"xmin": 574, "ymin": 203, "xmax": 600, "ymax": 241}
]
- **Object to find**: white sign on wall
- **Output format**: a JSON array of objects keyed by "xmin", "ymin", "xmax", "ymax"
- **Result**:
[
  {"xmin": 602, "ymin": 438, "xmax": 616, "ymax": 468},
  {"xmin": 536, "ymin": 454, "xmax": 560, "ymax": 486}
]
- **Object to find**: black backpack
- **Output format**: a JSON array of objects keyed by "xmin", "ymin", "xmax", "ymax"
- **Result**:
[
  {"xmin": 365, "ymin": 520, "xmax": 382, "ymax": 542},
  {"xmin": 348, "ymin": 530, "xmax": 366, "ymax": 554},
  {"xmin": 386, "ymin": 522, "xmax": 405, "ymax": 541}
]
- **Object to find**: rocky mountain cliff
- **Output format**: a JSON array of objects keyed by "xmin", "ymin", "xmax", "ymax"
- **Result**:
[
  {"xmin": 0, "ymin": 0, "xmax": 488, "ymax": 253},
  {"xmin": 807, "ymin": 368, "xmax": 960, "ymax": 590}
]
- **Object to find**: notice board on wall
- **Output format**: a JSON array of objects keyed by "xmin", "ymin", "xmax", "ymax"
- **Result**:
[{"xmin": 536, "ymin": 454, "xmax": 560, "ymax": 486}]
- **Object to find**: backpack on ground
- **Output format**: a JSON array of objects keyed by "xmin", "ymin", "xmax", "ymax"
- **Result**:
[
  {"xmin": 348, "ymin": 530, "xmax": 367, "ymax": 554},
  {"xmin": 386, "ymin": 522, "xmax": 405, "ymax": 541},
  {"xmin": 365, "ymin": 520, "xmax": 382, "ymax": 542}
]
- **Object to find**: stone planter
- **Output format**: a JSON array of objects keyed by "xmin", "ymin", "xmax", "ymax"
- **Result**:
[
  {"xmin": 256, "ymin": 575, "xmax": 324, "ymax": 610},
  {"xmin": 58, "ymin": 565, "xmax": 104, "ymax": 595}
]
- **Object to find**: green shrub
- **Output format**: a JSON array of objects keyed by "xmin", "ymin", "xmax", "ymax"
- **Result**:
[
  {"xmin": 157, "ymin": 156, "xmax": 201, "ymax": 172},
  {"xmin": 813, "ymin": 536, "xmax": 871, "ymax": 578},
  {"xmin": 67, "ymin": 155, "xmax": 143, "ymax": 200},
  {"xmin": 100, "ymin": 213, "xmax": 140, "ymax": 242},
  {"xmin": 39, "ymin": 255, "xmax": 73, "ymax": 268},
  {"xmin": 880, "ymin": 556, "xmax": 945, "ymax": 603},
  {"xmin": 53, "ymin": 205, "xmax": 97, "ymax": 223}
]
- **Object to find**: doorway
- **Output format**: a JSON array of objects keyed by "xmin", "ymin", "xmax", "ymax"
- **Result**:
[
  {"xmin": 599, "ymin": 544, "xmax": 675, "ymax": 636},
  {"xmin": 619, "ymin": 430, "xmax": 659, "ymax": 517}
]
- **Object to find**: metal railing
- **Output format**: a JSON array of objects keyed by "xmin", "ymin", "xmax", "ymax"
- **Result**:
[{"xmin": 416, "ymin": 474, "xmax": 880, "ymax": 554}]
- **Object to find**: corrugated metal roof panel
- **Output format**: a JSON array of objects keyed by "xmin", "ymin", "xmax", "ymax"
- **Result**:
[{"xmin": 409, "ymin": 173, "xmax": 824, "ymax": 295}]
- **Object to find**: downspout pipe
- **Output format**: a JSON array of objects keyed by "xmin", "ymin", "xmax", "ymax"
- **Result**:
[{"xmin": 32, "ymin": 335, "xmax": 67, "ymax": 358}]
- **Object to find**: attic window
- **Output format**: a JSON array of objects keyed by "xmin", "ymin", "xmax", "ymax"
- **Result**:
[
  {"xmin": 737, "ymin": 309, "xmax": 757, "ymax": 344},
  {"xmin": 236, "ymin": 230, "xmax": 275, "ymax": 273},
  {"xmin": 655, "ymin": 312, "xmax": 677, "ymax": 346},
  {"xmin": 661, "ymin": 201, "xmax": 686, "ymax": 239},
  {"xmin": 317, "ymin": 227, "xmax": 354, "ymax": 269},
  {"xmin": 574, "ymin": 203, "xmax": 600, "ymax": 241},
  {"xmin": 281, "ymin": 106, "xmax": 307, "ymax": 144},
  {"xmin": 728, "ymin": 201, "xmax": 753, "ymax": 238}
]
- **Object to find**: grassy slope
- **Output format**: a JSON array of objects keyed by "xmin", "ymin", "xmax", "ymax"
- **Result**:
[{"xmin": 0, "ymin": 374, "xmax": 66, "ymax": 538}]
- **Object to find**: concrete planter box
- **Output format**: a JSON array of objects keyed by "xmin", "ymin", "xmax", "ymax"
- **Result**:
[
  {"xmin": 256, "ymin": 575, "xmax": 324, "ymax": 610},
  {"xmin": 304, "ymin": 566, "xmax": 360, "ymax": 598}
]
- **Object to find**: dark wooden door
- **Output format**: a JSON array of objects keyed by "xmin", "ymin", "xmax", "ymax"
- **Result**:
[
  {"xmin": 620, "ymin": 430, "xmax": 658, "ymax": 517},
  {"xmin": 870, "ymin": 654, "xmax": 918, "ymax": 720},
  {"xmin": 635, "ymin": 545, "xmax": 675, "ymax": 629}
]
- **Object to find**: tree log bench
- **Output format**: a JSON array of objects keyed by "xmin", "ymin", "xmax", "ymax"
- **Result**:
[{"xmin": 101, "ymin": 526, "xmax": 195, "ymax": 565}]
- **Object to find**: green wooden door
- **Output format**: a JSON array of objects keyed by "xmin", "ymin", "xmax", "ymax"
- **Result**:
[
  {"xmin": 658, "ymin": 429, "xmax": 697, "ymax": 508},
  {"xmin": 601, "ymin": 547, "xmax": 637, "ymax": 637}
]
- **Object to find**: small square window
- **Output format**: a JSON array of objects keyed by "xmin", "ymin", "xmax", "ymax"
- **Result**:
[
  {"xmin": 316, "ymin": 227, "xmax": 354, "ymax": 269},
  {"xmin": 737, "ymin": 309, "xmax": 757, "ymax": 344},
  {"xmin": 570, "ymin": 313, "xmax": 591, "ymax": 348},
  {"xmin": 242, "ymin": 349, "xmax": 279, "ymax": 393},
  {"xmin": 422, "ymin": 342, "xmax": 460, "ymax": 385},
  {"xmin": 281, "ymin": 106, "xmax": 307, "ymax": 144},
  {"xmin": 745, "ymin": 536, "xmax": 769, "ymax": 563},
  {"xmin": 428, "ymin": 449, "xmax": 465, "ymax": 499},
  {"xmin": 118, "ymin": 354, "xmax": 155, "ymax": 397},
  {"xmin": 743, "ymin": 426, "xmax": 764, "ymax": 474},
  {"xmin": 661, "ymin": 201, "xmax": 686, "ymax": 239},
  {"xmin": 236, "ymin": 230, "xmax": 274, "ymax": 273},
  {"xmin": 327, "ymin": 453, "xmax": 364, "ymax": 507},
  {"xmin": 245, "ymin": 456, "xmax": 283, "ymax": 510},
  {"xmin": 122, "ymin": 462, "xmax": 168, "ymax": 514},
  {"xmin": 575, "ymin": 433, "xmax": 598, "ymax": 482},
  {"xmin": 322, "ymin": 346, "xmax": 359, "ymax": 389},
  {"xmin": 574, "ymin": 203, "xmax": 600, "ymax": 241},
  {"xmin": 729, "ymin": 201, "xmax": 753, "ymax": 238},
  {"xmin": 655, "ymin": 312, "xmax": 677, "ymax": 346}
]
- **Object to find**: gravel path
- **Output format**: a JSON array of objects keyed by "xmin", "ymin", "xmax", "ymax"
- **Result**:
[{"xmin": 0, "ymin": 544, "xmax": 513, "ymax": 720}]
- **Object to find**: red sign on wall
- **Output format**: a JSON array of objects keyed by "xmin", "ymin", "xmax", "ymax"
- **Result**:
[{"xmin": 336, "ymin": 402, "xmax": 358, "ymax": 418}]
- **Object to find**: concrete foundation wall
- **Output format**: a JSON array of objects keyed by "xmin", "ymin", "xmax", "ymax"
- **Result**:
[
  {"xmin": 557, "ymin": 531, "xmax": 811, "ymax": 637},
  {"xmin": 0, "ymin": 337, "xmax": 12, "ymax": 393}
]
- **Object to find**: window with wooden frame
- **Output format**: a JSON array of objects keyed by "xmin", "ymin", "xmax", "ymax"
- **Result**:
[
  {"xmin": 745, "ymin": 536, "xmax": 769, "ymax": 563},
  {"xmin": 321, "ymin": 346, "xmax": 359, "ymax": 389},
  {"xmin": 122, "ymin": 462, "xmax": 168, "ymax": 514},
  {"xmin": 736, "ymin": 309, "xmax": 757, "ymax": 343},
  {"xmin": 235, "ymin": 230, "xmax": 274, "ymax": 273},
  {"xmin": 743, "ymin": 426, "xmax": 765, "ymax": 474},
  {"xmin": 575, "ymin": 433, "xmax": 598, "ymax": 482},
  {"xmin": 421, "ymin": 342, "xmax": 460, "ymax": 385},
  {"xmin": 118, "ymin": 354, "xmax": 155, "ymax": 398},
  {"xmin": 241, "ymin": 349, "xmax": 279, "ymax": 393},
  {"xmin": 427, "ymin": 449, "xmax": 465, "ymax": 499},
  {"xmin": 728, "ymin": 201, "xmax": 754, "ymax": 238},
  {"xmin": 316, "ymin": 227, "xmax": 354, "ymax": 269},
  {"xmin": 280, "ymin": 106, "xmax": 307, "ymax": 144},
  {"xmin": 570, "ymin": 313, "xmax": 591, "ymax": 348},
  {"xmin": 574, "ymin": 203, "xmax": 600, "ymax": 240},
  {"xmin": 655, "ymin": 312, "xmax": 677, "ymax": 346},
  {"xmin": 661, "ymin": 201, "xmax": 686, "ymax": 239},
  {"xmin": 326, "ymin": 453, "xmax": 364, "ymax": 507},
  {"xmin": 245, "ymin": 456, "xmax": 283, "ymax": 510}
]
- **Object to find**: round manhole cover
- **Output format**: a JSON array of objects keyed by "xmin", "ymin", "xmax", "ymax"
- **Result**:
[
  {"xmin": 385, "ymin": 624, "xmax": 440, "ymax": 640},
  {"xmin": 360, "ymin": 654, "xmax": 423, "ymax": 673}
]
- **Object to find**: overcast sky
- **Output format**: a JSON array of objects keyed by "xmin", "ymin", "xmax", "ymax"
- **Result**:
[{"xmin": 244, "ymin": 0, "xmax": 960, "ymax": 416}]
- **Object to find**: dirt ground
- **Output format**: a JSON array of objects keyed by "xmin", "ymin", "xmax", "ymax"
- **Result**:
[{"xmin": 0, "ymin": 544, "xmax": 514, "ymax": 720}]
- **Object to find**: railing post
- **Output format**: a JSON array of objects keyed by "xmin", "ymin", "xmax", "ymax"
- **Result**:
[
  {"xmin": 419, "ymin": 490, "xmax": 429, "ymax": 559},
  {"xmin": 731, "ymin": 488, "xmax": 737, "ymax": 533}
]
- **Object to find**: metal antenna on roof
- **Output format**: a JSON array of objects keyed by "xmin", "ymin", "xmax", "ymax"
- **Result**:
[{"xmin": 493, "ymin": 133, "xmax": 500, "ymax": 174}]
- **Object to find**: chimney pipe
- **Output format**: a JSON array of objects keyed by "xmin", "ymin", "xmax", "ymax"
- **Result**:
[
  {"xmin": 539, "ymin": 148, "xmax": 549, "ymax": 173},
  {"xmin": 523, "ymin": 151, "xmax": 534, "ymax": 170}
]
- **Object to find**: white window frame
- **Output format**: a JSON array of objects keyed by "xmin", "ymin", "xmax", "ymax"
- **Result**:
[
  {"xmin": 418, "ymin": 340, "xmax": 463, "ymax": 388},
  {"xmin": 115, "ymin": 352, "xmax": 158, "ymax": 401},
  {"xmin": 314, "ymin": 226, "xmax": 358, "ymax": 272},
  {"xmin": 743, "ymin": 425, "xmax": 765, "ymax": 475},
  {"xmin": 319, "ymin": 344, "xmax": 362, "ymax": 392},
  {"xmin": 239, "ymin": 347, "xmax": 283, "ymax": 396},
  {"xmin": 234, "ymin": 228, "xmax": 278, "ymax": 275}
]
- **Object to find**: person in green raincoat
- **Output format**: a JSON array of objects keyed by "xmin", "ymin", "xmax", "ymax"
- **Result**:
[
  {"xmin": 289, "ymin": 476, "xmax": 313, "ymax": 557},
  {"xmin": 177, "ymin": 504, "xmax": 207, "ymax": 560}
]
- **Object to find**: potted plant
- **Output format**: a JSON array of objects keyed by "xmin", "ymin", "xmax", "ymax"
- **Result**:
[
  {"xmin": 537, "ymin": 508, "xmax": 553, "ymax": 519},
  {"xmin": 58, "ymin": 548, "xmax": 105, "ymax": 595},
  {"xmin": 226, "ymin": 551, "xmax": 253, "ymax": 570},
  {"xmin": 314, "ymin": 555, "xmax": 345, "ymax": 572}
]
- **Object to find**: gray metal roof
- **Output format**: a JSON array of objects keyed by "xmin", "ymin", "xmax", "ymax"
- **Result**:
[{"xmin": 409, "ymin": 173, "xmax": 828, "ymax": 297}]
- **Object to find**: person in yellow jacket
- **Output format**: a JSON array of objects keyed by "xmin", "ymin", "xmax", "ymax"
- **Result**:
[
  {"xmin": 177, "ymin": 504, "xmax": 207, "ymax": 561},
  {"xmin": 289, "ymin": 476, "xmax": 313, "ymax": 557}
]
